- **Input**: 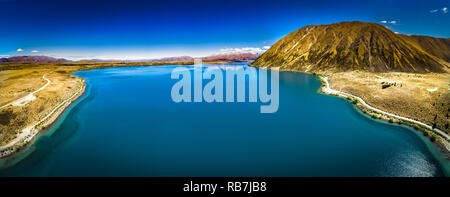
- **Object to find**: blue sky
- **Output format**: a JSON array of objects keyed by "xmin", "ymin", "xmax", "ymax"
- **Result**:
[{"xmin": 1, "ymin": 0, "xmax": 449, "ymax": 60}]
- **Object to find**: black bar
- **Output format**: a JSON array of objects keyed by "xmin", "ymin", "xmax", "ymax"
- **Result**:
[{"xmin": 0, "ymin": 177, "xmax": 448, "ymax": 195}]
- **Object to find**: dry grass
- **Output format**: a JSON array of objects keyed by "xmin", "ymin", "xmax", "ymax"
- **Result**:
[
  {"xmin": 0, "ymin": 70, "xmax": 47, "ymax": 106},
  {"xmin": 327, "ymin": 71, "xmax": 449, "ymax": 133},
  {"xmin": 0, "ymin": 69, "xmax": 82, "ymax": 145}
]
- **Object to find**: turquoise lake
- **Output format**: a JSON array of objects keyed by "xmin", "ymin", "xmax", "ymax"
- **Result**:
[{"xmin": 0, "ymin": 63, "xmax": 448, "ymax": 177}]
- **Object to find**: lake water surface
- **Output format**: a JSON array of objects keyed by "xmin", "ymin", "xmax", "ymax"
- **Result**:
[{"xmin": 1, "ymin": 63, "xmax": 448, "ymax": 177}]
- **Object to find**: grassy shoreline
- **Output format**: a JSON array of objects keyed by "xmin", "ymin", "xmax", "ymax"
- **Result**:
[
  {"xmin": 0, "ymin": 81, "xmax": 88, "ymax": 168},
  {"xmin": 0, "ymin": 77, "xmax": 86, "ymax": 158},
  {"xmin": 315, "ymin": 74, "xmax": 450, "ymax": 160}
]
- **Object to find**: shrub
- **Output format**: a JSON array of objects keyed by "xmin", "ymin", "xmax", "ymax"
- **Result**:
[
  {"xmin": 382, "ymin": 84, "xmax": 391, "ymax": 89},
  {"xmin": 430, "ymin": 135, "xmax": 436, "ymax": 142},
  {"xmin": 389, "ymin": 117, "xmax": 394, "ymax": 123}
]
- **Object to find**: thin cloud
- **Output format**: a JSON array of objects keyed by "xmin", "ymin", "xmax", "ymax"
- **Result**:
[
  {"xmin": 430, "ymin": 9, "xmax": 439, "ymax": 13},
  {"xmin": 0, "ymin": 55, "xmax": 9, "ymax": 57},
  {"xmin": 17, "ymin": 48, "xmax": 23, "ymax": 52},
  {"xmin": 380, "ymin": 20, "xmax": 396, "ymax": 24},
  {"xmin": 263, "ymin": 46, "xmax": 271, "ymax": 50},
  {"xmin": 31, "ymin": 50, "xmax": 39, "ymax": 53},
  {"xmin": 430, "ymin": 7, "xmax": 448, "ymax": 14}
]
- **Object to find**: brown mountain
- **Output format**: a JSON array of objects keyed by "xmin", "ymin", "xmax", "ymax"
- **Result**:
[
  {"xmin": 0, "ymin": 56, "xmax": 70, "ymax": 63},
  {"xmin": 251, "ymin": 21, "xmax": 449, "ymax": 73}
]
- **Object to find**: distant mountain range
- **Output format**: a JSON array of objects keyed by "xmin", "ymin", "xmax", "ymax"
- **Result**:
[
  {"xmin": 201, "ymin": 52, "xmax": 258, "ymax": 62},
  {"xmin": 0, "ymin": 56, "xmax": 71, "ymax": 63},
  {"xmin": 0, "ymin": 52, "xmax": 259, "ymax": 64},
  {"xmin": 154, "ymin": 56, "xmax": 194, "ymax": 62},
  {"xmin": 251, "ymin": 21, "xmax": 449, "ymax": 73},
  {"xmin": 152, "ymin": 52, "xmax": 258, "ymax": 62}
]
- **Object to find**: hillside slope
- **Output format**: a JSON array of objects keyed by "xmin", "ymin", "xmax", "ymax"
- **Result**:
[{"xmin": 401, "ymin": 35, "xmax": 450, "ymax": 62}]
